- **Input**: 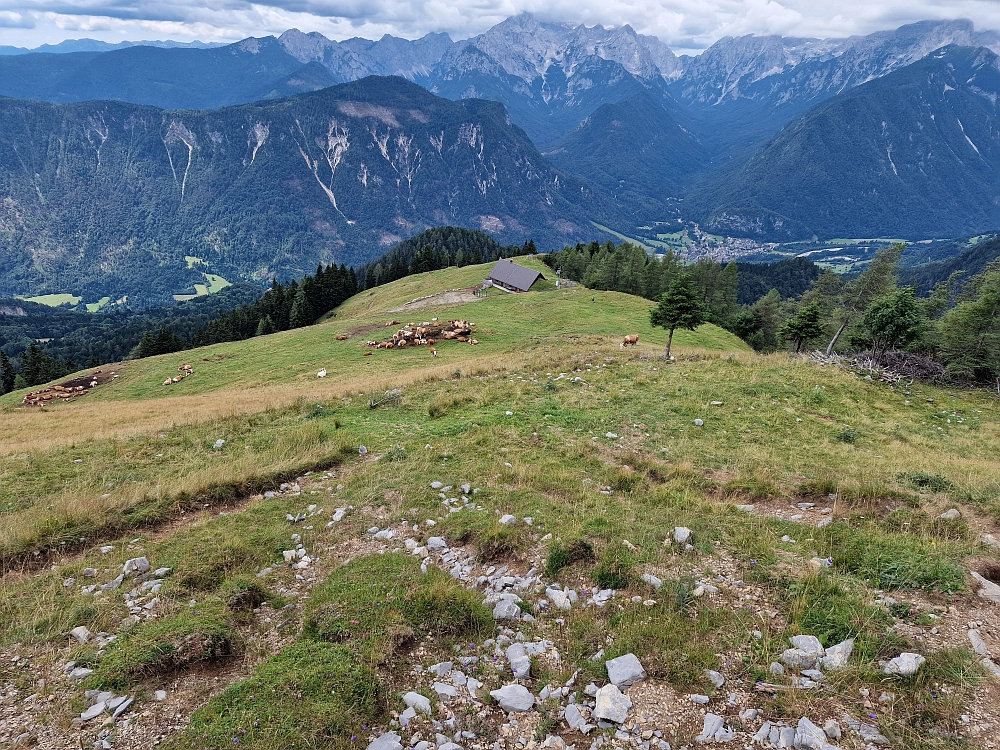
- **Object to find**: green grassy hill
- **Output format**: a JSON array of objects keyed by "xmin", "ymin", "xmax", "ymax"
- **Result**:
[{"xmin": 0, "ymin": 259, "xmax": 997, "ymax": 750}]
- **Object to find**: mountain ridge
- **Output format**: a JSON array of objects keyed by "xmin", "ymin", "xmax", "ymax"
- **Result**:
[{"xmin": 0, "ymin": 76, "xmax": 616, "ymax": 307}]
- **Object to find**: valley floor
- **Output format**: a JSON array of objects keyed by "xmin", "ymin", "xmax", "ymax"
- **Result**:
[{"xmin": 0, "ymin": 259, "xmax": 998, "ymax": 750}]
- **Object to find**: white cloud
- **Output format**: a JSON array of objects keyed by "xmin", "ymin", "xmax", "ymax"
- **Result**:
[{"xmin": 2, "ymin": 0, "xmax": 1000, "ymax": 51}]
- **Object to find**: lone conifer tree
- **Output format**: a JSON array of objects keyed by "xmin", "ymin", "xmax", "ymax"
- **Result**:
[{"xmin": 650, "ymin": 272, "xmax": 707, "ymax": 359}]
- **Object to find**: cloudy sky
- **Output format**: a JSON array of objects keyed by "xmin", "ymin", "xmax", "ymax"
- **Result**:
[{"xmin": 3, "ymin": 0, "xmax": 1000, "ymax": 53}]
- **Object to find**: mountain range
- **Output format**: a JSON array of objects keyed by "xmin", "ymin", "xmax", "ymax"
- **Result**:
[
  {"xmin": 2, "ymin": 15, "xmax": 1000, "ymax": 304},
  {"xmin": 0, "ymin": 77, "xmax": 613, "ymax": 307}
]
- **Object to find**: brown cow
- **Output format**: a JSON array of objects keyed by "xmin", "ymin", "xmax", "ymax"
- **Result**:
[{"xmin": 620, "ymin": 334, "xmax": 639, "ymax": 349}]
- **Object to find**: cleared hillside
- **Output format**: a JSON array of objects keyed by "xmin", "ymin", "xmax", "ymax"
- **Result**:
[{"xmin": 0, "ymin": 259, "xmax": 997, "ymax": 750}]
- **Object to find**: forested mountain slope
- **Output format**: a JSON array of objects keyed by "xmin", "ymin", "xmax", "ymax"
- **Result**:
[
  {"xmin": 689, "ymin": 46, "xmax": 1000, "ymax": 240},
  {"xmin": 0, "ymin": 77, "xmax": 614, "ymax": 307}
]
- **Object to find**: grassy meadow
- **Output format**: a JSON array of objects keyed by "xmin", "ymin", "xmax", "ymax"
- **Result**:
[{"xmin": 0, "ymin": 256, "xmax": 997, "ymax": 748}]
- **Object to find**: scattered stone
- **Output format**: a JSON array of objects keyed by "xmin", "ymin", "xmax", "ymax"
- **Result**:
[
  {"xmin": 673, "ymin": 527, "xmax": 692, "ymax": 544},
  {"xmin": 971, "ymin": 571, "xmax": 1000, "ymax": 603},
  {"xmin": 111, "ymin": 697, "xmax": 134, "ymax": 720},
  {"xmin": 769, "ymin": 663, "xmax": 784, "ymax": 676},
  {"xmin": 884, "ymin": 652, "xmax": 925, "ymax": 676},
  {"xmin": 122, "ymin": 557, "xmax": 150, "ymax": 577},
  {"xmin": 80, "ymin": 701, "xmax": 107, "ymax": 721},
  {"xmin": 694, "ymin": 419, "xmax": 704, "ymax": 427},
  {"xmin": 968, "ymin": 630, "xmax": 989, "ymax": 657},
  {"xmin": 780, "ymin": 635, "xmax": 824, "ymax": 670},
  {"xmin": 154, "ymin": 690, "xmax": 167, "ymax": 701},
  {"xmin": 980, "ymin": 658, "xmax": 1000, "ymax": 678},
  {"xmin": 367, "ymin": 732, "xmax": 403, "ymax": 750},
  {"xmin": 689, "ymin": 694, "xmax": 710, "ymax": 704},
  {"xmin": 499, "ymin": 514, "xmax": 518, "ymax": 525},
  {"xmin": 843, "ymin": 715, "xmax": 889, "ymax": 745},
  {"xmin": 68, "ymin": 667, "xmax": 93, "ymax": 680},
  {"xmin": 358, "ymin": 445, "xmax": 368, "ymax": 456},
  {"xmin": 820, "ymin": 638, "xmax": 854, "ymax": 670},
  {"xmin": 938, "ymin": 508, "xmax": 961, "ymax": 520},
  {"xmin": 704, "ymin": 669, "xmax": 725, "ymax": 689},
  {"xmin": 823, "ymin": 719, "xmax": 842, "ymax": 740},
  {"xmin": 70, "ymin": 626, "xmax": 93, "ymax": 644},
  {"xmin": 493, "ymin": 596, "xmax": 522, "ymax": 621},
  {"xmin": 641, "ymin": 573, "xmax": 663, "ymax": 589},
  {"xmin": 490, "ymin": 684, "xmax": 535, "ymax": 713},
  {"xmin": 794, "ymin": 717, "xmax": 829, "ymax": 749},
  {"xmin": 605, "ymin": 653, "xmax": 646, "ymax": 687},
  {"xmin": 433, "ymin": 682, "xmax": 459, "ymax": 698},
  {"xmin": 429, "ymin": 661, "xmax": 453, "ymax": 677},
  {"xmin": 506, "ymin": 643, "xmax": 532, "ymax": 678},
  {"xmin": 546, "ymin": 587, "xmax": 572, "ymax": 610},
  {"xmin": 593, "ymin": 684, "xmax": 631, "ymax": 724}
]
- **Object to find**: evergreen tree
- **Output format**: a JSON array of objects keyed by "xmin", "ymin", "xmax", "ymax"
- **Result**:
[
  {"xmin": 650, "ymin": 273, "xmax": 707, "ymax": 359},
  {"xmin": 745, "ymin": 289, "xmax": 783, "ymax": 352},
  {"xmin": 0, "ymin": 351, "xmax": 14, "ymax": 394},
  {"xmin": 255, "ymin": 315, "xmax": 276, "ymax": 336},
  {"xmin": 289, "ymin": 287, "xmax": 313, "ymax": 329},
  {"xmin": 20, "ymin": 343, "xmax": 43, "ymax": 386},
  {"xmin": 779, "ymin": 302, "xmax": 825, "ymax": 353},
  {"xmin": 523, "ymin": 239, "xmax": 537, "ymax": 254},
  {"xmin": 936, "ymin": 263, "xmax": 1000, "ymax": 383}
]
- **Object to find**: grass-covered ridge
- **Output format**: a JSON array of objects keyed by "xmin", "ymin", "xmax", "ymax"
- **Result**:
[{"xmin": 0, "ymin": 259, "xmax": 996, "ymax": 749}]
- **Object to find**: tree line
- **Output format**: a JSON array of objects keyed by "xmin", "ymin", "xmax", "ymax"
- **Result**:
[{"xmin": 646, "ymin": 242, "xmax": 1000, "ymax": 385}]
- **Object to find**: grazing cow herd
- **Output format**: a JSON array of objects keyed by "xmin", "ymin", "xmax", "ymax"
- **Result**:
[
  {"xmin": 367, "ymin": 319, "xmax": 479, "ymax": 352},
  {"xmin": 162, "ymin": 363, "xmax": 195, "ymax": 386},
  {"xmin": 21, "ymin": 369, "xmax": 117, "ymax": 406}
]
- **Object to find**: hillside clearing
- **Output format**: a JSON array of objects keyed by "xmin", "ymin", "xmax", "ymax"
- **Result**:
[{"xmin": 0, "ymin": 261, "xmax": 997, "ymax": 750}]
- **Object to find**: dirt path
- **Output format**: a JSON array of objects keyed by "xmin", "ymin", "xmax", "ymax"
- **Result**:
[{"xmin": 389, "ymin": 287, "xmax": 482, "ymax": 313}]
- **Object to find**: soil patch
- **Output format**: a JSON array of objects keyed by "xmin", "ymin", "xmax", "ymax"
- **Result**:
[{"xmin": 389, "ymin": 287, "xmax": 482, "ymax": 312}]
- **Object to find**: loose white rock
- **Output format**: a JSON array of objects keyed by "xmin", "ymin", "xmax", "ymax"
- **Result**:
[
  {"xmin": 593, "ymin": 684, "xmax": 631, "ymax": 724},
  {"xmin": 605, "ymin": 653, "xmax": 646, "ymax": 687},
  {"xmin": 884, "ymin": 652, "xmax": 926, "ymax": 676},
  {"xmin": 367, "ymin": 732, "xmax": 403, "ymax": 750},
  {"xmin": 70, "ymin": 626, "xmax": 93, "ymax": 644},
  {"xmin": 673, "ymin": 527, "xmax": 692, "ymax": 544},
  {"xmin": 820, "ymin": 638, "xmax": 854, "ymax": 670},
  {"xmin": 490, "ymin": 684, "xmax": 535, "ymax": 712}
]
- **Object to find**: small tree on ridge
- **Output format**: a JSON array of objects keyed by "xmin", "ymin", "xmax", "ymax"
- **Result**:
[{"xmin": 650, "ymin": 272, "xmax": 707, "ymax": 359}]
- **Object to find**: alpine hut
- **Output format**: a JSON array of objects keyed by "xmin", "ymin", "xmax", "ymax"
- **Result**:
[{"xmin": 484, "ymin": 259, "xmax": 546, "ymax": 293}]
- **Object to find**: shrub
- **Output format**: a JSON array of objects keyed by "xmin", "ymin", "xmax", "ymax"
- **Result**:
[
  {"xmin": 835, "ymin": 426, "xmax": 859, "ymax": 444},
  {"xmin": 381, "ymin": 445, "xmax": 407, "ymax": 462}
]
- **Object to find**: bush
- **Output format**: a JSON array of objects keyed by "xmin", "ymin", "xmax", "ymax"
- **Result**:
[
  {"xmin": 835, "ymin": 426, "xmax": 859, "ymax": 444},
  {"xmin": 381, "ymin": 445, "xmax": 407, "ymax": 462}
]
